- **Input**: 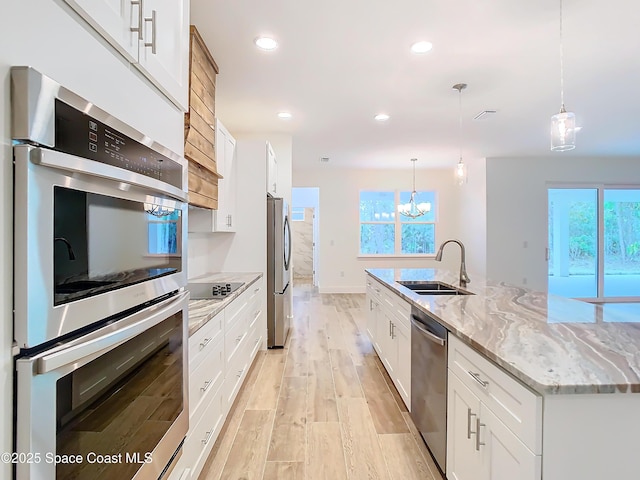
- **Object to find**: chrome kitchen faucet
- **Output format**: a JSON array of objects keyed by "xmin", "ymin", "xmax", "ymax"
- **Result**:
[{"xmin": 435, "ymin": 239, "xmax": 470, "ymax": 288}]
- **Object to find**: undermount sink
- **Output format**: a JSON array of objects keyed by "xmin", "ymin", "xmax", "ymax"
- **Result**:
[{"xmin": 397, "ymin": 280, "xmax": 473, "ymax": 296}]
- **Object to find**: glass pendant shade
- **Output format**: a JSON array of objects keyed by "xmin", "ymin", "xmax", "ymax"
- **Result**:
[
  {"xmin": 550, "ymin": 108, "xmax": 576, "ymax": 151},
  {"xmin": 455, "ymin": 160, "xmax": 468, "ymax": 185}
]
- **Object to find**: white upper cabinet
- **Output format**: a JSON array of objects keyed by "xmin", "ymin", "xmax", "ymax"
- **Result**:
[
  {"xmin": 135, "ymin": 0, "xmax": 189, "ymax": 110},
  {"xmin": 214, "ymin": 120, "xmax": 237, "ymax": 232},
  {"xmin": 63, "ymin": 0, "xmax": 189, "ymax": 111},
  {"xmin": 266, "ymin": 142, "xmax": 277, "ymax": 196},
  {"xmin": 188, "ymin": 120, "xmax": 238, "ymax": 233}
]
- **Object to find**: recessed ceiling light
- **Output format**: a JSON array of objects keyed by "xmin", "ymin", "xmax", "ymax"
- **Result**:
[
  {"xmin": 277, "ymin": 112, "xmax": 292, "ymax": 119},
  {"xmin": 374, "ymin": 113, "xmax": 390, "ymax": 121},
  {"xmin": 255, "ymin": 36, "xmax": 278, "ymax": 51},
  {"xmin": 411, "ymin": 41, "xmax": 433, "ymax": 54}
]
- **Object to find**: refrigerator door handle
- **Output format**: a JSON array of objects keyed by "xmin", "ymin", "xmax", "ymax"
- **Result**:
[{"xmin": 284, "ymin": 215, "xmax": 292, "ymax": 271}]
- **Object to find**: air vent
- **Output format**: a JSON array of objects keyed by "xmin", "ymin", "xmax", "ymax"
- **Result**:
[{"xmin": 473, "ymin": 110, "xmax": 497, "ymax": 121}]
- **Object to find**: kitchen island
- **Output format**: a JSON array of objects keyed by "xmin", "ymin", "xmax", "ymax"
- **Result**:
[{"xmin": 366, "ymin": 268, "xmax": 640, "ymax": 480}]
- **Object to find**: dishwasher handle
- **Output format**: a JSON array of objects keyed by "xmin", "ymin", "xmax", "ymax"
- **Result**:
[{"xmin": 411, "ymin": 315, "xmax": 446, "ymax": 346}]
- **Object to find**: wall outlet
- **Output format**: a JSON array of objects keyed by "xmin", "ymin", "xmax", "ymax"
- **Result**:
[
  {"xmin": 522, "ymin": 277, "xmax": 528, "ymax": 285},
  {"xmin": 340, "ymin": 271, "xmax": 344, "ymax": 277}
]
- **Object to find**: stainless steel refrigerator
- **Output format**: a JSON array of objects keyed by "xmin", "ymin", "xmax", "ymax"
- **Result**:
[{"xmin": 267, "ymin": 196, "xmax": 292, "ymax": 347}]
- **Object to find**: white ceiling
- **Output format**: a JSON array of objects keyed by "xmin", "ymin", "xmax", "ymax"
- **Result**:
[{"xmin": 191, "ymin": 0, "xmax": 640, "ymax": 169}]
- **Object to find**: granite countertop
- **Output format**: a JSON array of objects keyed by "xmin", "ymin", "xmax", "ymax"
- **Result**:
[
  {"xmin": 366, "ymin": 268, "xmax": 640, "ymax": 396},
  {"xmin": 187, "ymin": 272, "xmax": 263, "ymax": 336}
]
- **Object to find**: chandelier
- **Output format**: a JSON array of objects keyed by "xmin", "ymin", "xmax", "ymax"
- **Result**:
[{"xmin": 398, "ymin": 158, "xmax": 431, "ymax": 218}]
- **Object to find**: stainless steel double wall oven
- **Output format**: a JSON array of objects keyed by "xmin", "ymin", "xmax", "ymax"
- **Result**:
[{"xmin": 12, "ymin": 67, "xmax": 189, "ymax": 480}]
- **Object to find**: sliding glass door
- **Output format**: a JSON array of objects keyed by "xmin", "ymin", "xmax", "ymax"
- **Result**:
[{"xmin": 548, "ymin": 186, "xmax": 640, "ymax": 301}]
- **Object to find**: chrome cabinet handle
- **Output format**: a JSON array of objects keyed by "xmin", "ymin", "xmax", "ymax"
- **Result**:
[
  {"xmin": 475, "ymin": 418, "xmax": 485, "ymax": 450},
  {"xmin": 130, "ymin": 0, "xmax": 143, "ymax": 39},
  {"xmin": 236, "ymin": 369, "xmax": 243, "ymax": 378},
  {"xmin": 467, "ymin": 408, "xmax": 477, "ymax": 439},
  {"xmin": 390, "ymin": 322, "xmax": 396, "ymax": 339},
  {"xmin": 254, "ymin": 287, "xmax": 260, "ymax": 293},
  {"xmin": 199, "ymin": 337, "xmax": 212, "ymax": 350},
  {"xmin": 468, "ymin": 371, "xmax": 489, "ymax": 388},
  {"xmin": 200, "ymin": 380, "xmax": 212, "ymax": 392},
  {"xmin": 236, "ymin": 335, "xmax": 242, "ymax": 342},
  {"xmin": 229, "ymin": 215, "xmax": 233, "ymax": 227},
  {"xmin": 144, "ymin": 10, "xmax": 157, "ymax": 54},
  {"xmin": 202, "ymin": 430, "xmax": 213, "ymax": 445}
]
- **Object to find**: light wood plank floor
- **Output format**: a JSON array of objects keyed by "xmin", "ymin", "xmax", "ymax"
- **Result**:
[{"xmin": 199, "ymin": 281, "xmax": 441, "ymax": 480}]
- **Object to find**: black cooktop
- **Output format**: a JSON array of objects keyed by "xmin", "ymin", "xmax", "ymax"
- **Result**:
[{"xmin": 187, "ymin": 282, "xmax": 245, "ymax": 300}]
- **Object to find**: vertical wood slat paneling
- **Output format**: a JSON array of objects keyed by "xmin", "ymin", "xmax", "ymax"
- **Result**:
[{"xmin": 185, "ymin": 25, "xmax": 220, "ymax": 210}]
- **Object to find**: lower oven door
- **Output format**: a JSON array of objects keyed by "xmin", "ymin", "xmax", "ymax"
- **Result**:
[{"xmin": 15, "ymin": 291, "xmax": 189, "ymax": 480}]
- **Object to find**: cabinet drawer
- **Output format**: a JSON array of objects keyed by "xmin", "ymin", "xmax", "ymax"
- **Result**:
[
  {"xmin": 225, "ymin": 314, "xmax": 249, "ymax": 368},
  {"xmin": 183, "ymin": 384, "xmax": 225, "ymax": 480},
  {"xmin": 366, "ymin": 276, "xmax": 385, "ymax": 303},
  {"xmin": 246, "ymin": 278, "xmax": 263, "ymax": 305},
  {"xmin": 225, "ymin": 290, "xmax": 250, "ymax": 329},
  {"xmin": 381, "ymin": 288, "xmax": 411, "ymax": 326},
  {"xmin": 448, "ymin": 335, "xmax": 542, "ymax": 454},
  {"xmin": 189, "ymin": 310, "xmax": 224, "ymax": 370},
  {"xmin": 189, "ymin": 337, "xmax": 224, "ymax": 419}
]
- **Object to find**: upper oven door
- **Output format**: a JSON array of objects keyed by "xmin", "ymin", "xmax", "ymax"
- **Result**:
[{"xmin": 14, "ymin": 144, "xmax": 188, "ymax": 349}]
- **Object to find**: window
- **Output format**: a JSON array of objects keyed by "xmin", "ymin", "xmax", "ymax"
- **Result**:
[
  {"xmin": 291, "ymin": 207, "xmax": 305, "ymax": 221},
  {"xmin": 359, "ymin": 190, "xmax": 436, "ymax": 255},
  {"xmin": 548, "ymin": 187, "xmax": 640, "ymax": 300}
]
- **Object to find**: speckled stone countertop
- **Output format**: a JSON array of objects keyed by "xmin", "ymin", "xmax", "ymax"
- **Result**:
[
  {"xmin": 366, "ymin": 268, "xmax": 640, "ymax": 395},
  {"xmin": 187, "ymin": 272, "xmax": 262, "ymax": 336}
]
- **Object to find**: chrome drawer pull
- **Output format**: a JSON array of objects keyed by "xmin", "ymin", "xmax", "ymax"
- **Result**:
[
  {"xmin": 475, "ymin": 418, "xmax": 485, "ymax": 451},
  {"xmin": 202, "ymin": 430, "xmax": 213, "ymax": 445},
  {"xmin": 468, "ymin": 371, "xmax": 489, "ymax": 388},
  {"xmin": 236, "ymin": 335, "xmax": 242, "ymax": 342},
  {"xmin": 254, "ymin": 287, "xmax": 260, "ymax": 293},
  {"xmin": 201, "ymin": 380, "xmax": 212, "ymax": 392},
  {"xmin": 467, "ymin": 408, "xmax": 477, "ymax": 439},
  {"xmin": 200, "ymin": 337, "xmax": 212, "ymax": 349}
]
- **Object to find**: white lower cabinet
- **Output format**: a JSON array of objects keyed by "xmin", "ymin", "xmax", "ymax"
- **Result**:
[
  {"xmin": 170, "ymin": 278, "xmax": 264, "ymax": 480},
  {"xmin": 447, "ymin": 335, "xmax": 541, "ymax": 480},
  {"xmin": 364, "ymin": 274, "xmax": 411, "ymax": 410}
]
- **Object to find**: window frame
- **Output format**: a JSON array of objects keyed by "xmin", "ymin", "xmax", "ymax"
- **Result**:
[
  {"xmin": 547, "ymin": 182, "xmax": 640, "ymax": 303},
  {"xmin": 358, "ymin": 189, "xmax": 437, "ymax": 258}
]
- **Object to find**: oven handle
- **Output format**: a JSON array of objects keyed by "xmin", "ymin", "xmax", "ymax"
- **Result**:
[
  {"xmin": 31, "ymin": 147, "xmax": 188, "ymax": 203},
  {"xmin": 37, "ymin": 291, "xmax": 189, "ymax": 374}
]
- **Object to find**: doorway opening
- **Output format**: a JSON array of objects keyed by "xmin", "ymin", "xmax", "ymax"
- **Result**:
[{"xmin": 292, "ymin": 187, "xmax": 319, "ymax": 287}]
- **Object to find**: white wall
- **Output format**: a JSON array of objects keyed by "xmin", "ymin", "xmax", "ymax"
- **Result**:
[
  {"xmin": 457, "ymin": 158, "xmax": 487, "ymax": 278},
  {"xmin": 187, "ymin": 134, "xmax": 293, "ymax": 277},
  {"xmin": 293, "ymin": 167, "xmax": 463, "ymax": 293},
  {"xmin": 486, "ymin": 156, "xmax": 640, "ymax": 291},
  {"xmin": 0, "ymin": 1, "xmax": 185, "ymax": 475}
]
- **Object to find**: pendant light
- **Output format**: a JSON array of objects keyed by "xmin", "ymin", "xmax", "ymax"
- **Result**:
[
  {"xmin": 398, "ymin": 158, "xmax": 431, "ymax": 218},
  {"xmin": 550, "ymin": 0, "xmax": 576, "ymax": 151},
  {"xmin": 453, "ymin": 83, "xmax": 468, "ymax": 185}
]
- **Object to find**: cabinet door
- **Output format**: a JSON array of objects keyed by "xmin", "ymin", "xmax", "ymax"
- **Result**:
[
  {"xmin": 378, "ymin": 309, "xmax": 396, "ymax": 378},
  {"xmin": 365, "ymin": 293, "xmax": 377, "ymax": 349},
  {"xmin": 136, "ymin": 0, "xmax": 189, "ymax": 110},
  {"xmin": 63, "ymin": 0, "xmax": 139, "ymax": 61},
  {"xmin": 266, "ymin": 142, "xmax": 277, "ymax": 195},
  {"xmin": 214, "ymin": 120, "xmax": 237, "ymax": 232},
  {"xmin": 447, "ymin": 371, "xmax": 483, "ymax": 480},
  {"xmin": 393, "ymin": 318, "xmax": 411, "ymax": 410},
  {"xmin": 479, "ymin": 405, "xmax": 541, "ymax": 480}
]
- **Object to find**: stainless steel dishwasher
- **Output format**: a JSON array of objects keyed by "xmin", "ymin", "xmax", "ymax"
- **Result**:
[{"xmin": 410, "ymin": 306, "xmax": 448, "ymax": 477}]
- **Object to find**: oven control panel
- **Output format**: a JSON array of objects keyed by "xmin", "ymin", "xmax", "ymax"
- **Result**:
[{"xmin": 54, "ymin": 99, "xmax": 182, "ymax": 189}]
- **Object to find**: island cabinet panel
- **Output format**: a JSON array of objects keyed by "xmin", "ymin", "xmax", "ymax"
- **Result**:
[
  {"xmin": 542, "ymin": 393, "xmax": 640, "ymax": 480},
  {"xmin": 185, "ymin": 25, "xmax": 221, "ymax": 210}
]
